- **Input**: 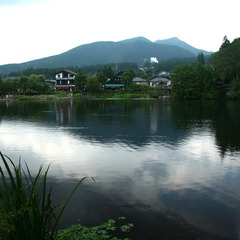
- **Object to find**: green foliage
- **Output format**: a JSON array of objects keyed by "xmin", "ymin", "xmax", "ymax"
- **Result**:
[
  {"xmin": 86, "ymin": 76, "xmax": 100, "ymax": 92},
  {"xmin": 212, "ymin": 37, "xmax": 240, "ymax": 97},
  {"xmin": 100, "ymin": 66, "xmax": 114, "ymax": 78},
  {"xmin": 122, "ymin": 70, "xmax": 136, "ymax": 88},
  {"xmin": 0, "ymin": 212, "xmax": 15, "ymax": 240},
  {"xmin": 112, "ymin": 93, "xmax": 149, "ymax": 99},
  {"xmin": 197, "ymin": 52, "xmax": 205, "ymax": 64},
  {"xmin": 0, "ymin": 78, "xmax": 19, "ymax": 94},
  {"xmin": 171, "ymin": 64, "xmax": 217, "ymax": 99},
  {"xmin": 227, "ymin": 76, "xmax": 240, "ymax": 99},
  {"xmin": 0, "ymin": 74, "xmax": 49, "ymax": 95},
  {"xmin": 14, "ymin": 95, "xmax": 40, "ymax": 101},
  {"xmin": 74, "ymin": 72, "xmax": 87, "ymax": 92},
  {"xmin": 26, "ymin": 74, "xmax": 49, "ymax": 94},
  {"xmin": 0, "ymin": 152, "xmax": 89, "ymax": 240},
  {"xmin": 73, "ymin": 93, "xmax": 85, "ymax": 98},
  {"xmin": 4, "ymin": 63, "xmax": 139, "ymax": 79},
  {"xmin": 97, "ymin": 71, "xmax": 108, "ymax": 88},
  {"xmin": 220, "ymin": 36, "xmax": 231, "ymax": 50},
  {"xmin": 57, "ymin": 218, "xmax": 133, "ymax": 240},
  {"xmin": 127, "ymin": 84, "xmax": 149, "ymax": 94},
  {"xmin": 55, "ymin": 91, "xmax": 68, "ymax": 97},
  {"xmin": 153, "ymin": 57, "xmax": 198, "ymax": 73}
]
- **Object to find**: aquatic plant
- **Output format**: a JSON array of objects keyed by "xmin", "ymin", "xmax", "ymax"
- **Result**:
[
  {"xmin": 57, "ymin": 217, "xmax": 133, "ymax": 240},
  {"xmin": 0, "ymin": 152, "xmax": 88, "ymax": 240}
]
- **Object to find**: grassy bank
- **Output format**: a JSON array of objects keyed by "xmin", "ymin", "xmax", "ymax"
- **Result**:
[
  {"xmin": 94, "ymin": 93, "xmax": 150, "ymax": 99},
  {"xmin": 1, "ymin": 91, "xmax": 170, "ymax": 101}
]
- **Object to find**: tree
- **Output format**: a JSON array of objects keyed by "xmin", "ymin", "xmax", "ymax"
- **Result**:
[
  {"xmin": 197, "ymin": 52, "xmax": 205, "ymax": 64},
  {"xmin": 213, "ymin": 37, "xmax": 240, "ymax": 86},
  {"xmin": 74, "ymin": 72, "xmax": 87, "ymax": 92},
  {"xmin": 1, "ymin": 79, "xmax": 14, "ymax": 94},
  {"xmin": 97, "ymin": 71, "xmax": 108, "ymax": 89},
  {"xmin": 101, "ymin": 66, "xmax": 114, "ymax": 78},
  {"xmin": 19, "ymin": 76, "xmax": 28, "ymax": 93},
  {"xmin": 26, "ymin": 75, "xmax": 48, "ymax": 94},
  {"xmin": 122, "ymin": 70, "xmax": 135, "ymax": 88},
  {"xmin": 220, "ymin": 36, "xmax": 231, "ymax": 50},
  {"xmin": 86, "ymin": 76, "xmax": 99, "ymax": 92},
  {"xmin": 171, "ymin": 64, "xmax": 217, "ymax": 99}
]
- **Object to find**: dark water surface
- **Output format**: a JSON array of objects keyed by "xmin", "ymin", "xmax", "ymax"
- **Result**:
[{"xmin": 1, "ymin": 99, "xmax": 240, "ymax": 239}]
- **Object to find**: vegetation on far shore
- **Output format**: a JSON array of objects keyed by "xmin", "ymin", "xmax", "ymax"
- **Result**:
[{"xmin": 0, "ymin": 36, "xmax": 240, "ymax": 101}]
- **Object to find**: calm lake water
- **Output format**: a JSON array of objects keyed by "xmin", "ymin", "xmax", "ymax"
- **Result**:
[{"xmin": 1, "ymin": 99, "xmax": 240, "ymax": 239}]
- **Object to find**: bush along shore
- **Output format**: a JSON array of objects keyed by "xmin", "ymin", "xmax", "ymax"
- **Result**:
[{"xmin": 0, "ymin": 152, "xmax": 133, "ymax": 240}]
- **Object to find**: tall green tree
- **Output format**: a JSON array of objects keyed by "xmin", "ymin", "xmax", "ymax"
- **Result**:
[
  {"xmin": 101, "ymin": 66, "xmax": 114, "ymax": 78},
  {"xmin": 19, "ymin": 76, "xmax": 28, "ymax": 93},
  {"xmin": 97, "ymin": 71, "xmax": 108, "ymax": 89},
  {"xmin": 86, "ymin": 76, "xmax": 99, "ymax": 92},
  {"xmin": 26, "ymin": 74, "xmax": 48, "ymax": 94},
  {"xmin": 122, "ymin": 70, "xmax": 135, "ymax": 88},
  {"xmin": 74, "ymin": 72, "xmax": 87, "ymax": 92},
  {"xmin": 213, "ymin": 37, "xmax": 240, "ymax": 87},
  {"xmin": 197, "ymin": 52, "xmax": 205, "ymax": 64},
  {"xmin": 220, "ymin": 35, "xmax": 231, "ymax": 50}
]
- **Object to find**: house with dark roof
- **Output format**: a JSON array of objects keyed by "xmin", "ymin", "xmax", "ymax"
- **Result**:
[
  {"xmin": 55, "ymin": 70, "xmax": 77, "ymax": 91},
  {"xmin": 105, "ymin": 71, "xmax": 124, "ymax": 89}
]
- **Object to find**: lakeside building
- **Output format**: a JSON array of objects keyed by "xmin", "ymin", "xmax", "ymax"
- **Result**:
[
  {"xmin": 105, "ymin": 71, "xmax": 124, "ymax": 89},
  {"xmin": 55, "ymin": 70, "xmax": 77, "ymax": 92}
]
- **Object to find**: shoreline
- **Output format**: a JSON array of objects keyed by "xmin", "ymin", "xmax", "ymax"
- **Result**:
[{"xmin": 0, "ymin": 94, "xmax": 171, "ymax": 101}]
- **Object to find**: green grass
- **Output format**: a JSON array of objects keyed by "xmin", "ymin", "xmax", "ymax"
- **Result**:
[
  {"xmin": 96, "ymin": 93, "xmax": 150, "ymax": 99},
  {"xmin": 112, "ymin": 93, "xmax": 149, "ymax": 99},
  {"xmin": 0, "ymin": 152, "xmax": 89, "ymax": 240},
  {"xmin": 73, "ymin": 93, "xmax": 85, "ymax": 98},
  {"xmin": 14, "ymin": 95, "xmax": 41, "ymax": 100}
]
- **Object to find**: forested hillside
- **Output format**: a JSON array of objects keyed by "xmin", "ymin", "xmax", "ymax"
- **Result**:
[{"xmin": 0, "ymin": 37, "xmax": 198, "ymax": 74}]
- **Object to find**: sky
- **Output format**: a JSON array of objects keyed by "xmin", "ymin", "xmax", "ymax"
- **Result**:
[{"xmin": 0, "ymin": 0, "xmax": 239, "ymax": 65}]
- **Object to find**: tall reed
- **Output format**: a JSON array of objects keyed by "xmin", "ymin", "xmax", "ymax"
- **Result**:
[{"xmin": 0, "ymin": 152, "xmax": 89, "ymax": 240}]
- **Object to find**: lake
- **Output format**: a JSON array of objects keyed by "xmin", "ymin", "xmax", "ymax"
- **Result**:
[{"xmin": 0, "ymin": 99, "xmax": 240, "ymax": 239}]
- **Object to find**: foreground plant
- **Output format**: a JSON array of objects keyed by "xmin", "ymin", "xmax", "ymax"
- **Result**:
[
  {"xmin": 0, "ymin": 152, "xmax": 89, "ymax": 240},
  {"xmin": 57, "ymin": 217, "xmax": 133, "ymax": 240}
]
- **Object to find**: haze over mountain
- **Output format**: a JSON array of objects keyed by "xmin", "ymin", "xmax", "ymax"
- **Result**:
[{"xmin": 0, "ymin": 37, "xmax": 213, "ymax": 74}]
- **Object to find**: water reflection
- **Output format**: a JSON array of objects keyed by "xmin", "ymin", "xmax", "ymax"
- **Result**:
[{"xmin": 0, "ymin": 99, "xmax": 240, "ymax": 239}]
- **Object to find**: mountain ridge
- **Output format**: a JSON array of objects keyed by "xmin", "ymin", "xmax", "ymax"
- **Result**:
[
  {"xmin": 154, "ymin": 37, "xmax": 212, "ymax": 56},
  {"xmin": 0, "ymin": 37, "xmax": 213, "ymax": 74}
]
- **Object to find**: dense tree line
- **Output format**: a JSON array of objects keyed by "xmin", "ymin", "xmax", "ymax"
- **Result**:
[
  {"xmin": 171, "ymin": 64, "xmax": 217, "ymax": 99},
  {"xmin": 5, "ymin": 63, "xmax": 138, "ymax": 79},
  {"xmin": 171, "ymin": 36, "xmax": 240, "ymax": 99},
  {"xmin": 212, "ymin": 36, "xmax": 240, "ymax": 98},
  {"xmin": 0, "ymin": 75, "xmax": 49, "ymax": 95}
]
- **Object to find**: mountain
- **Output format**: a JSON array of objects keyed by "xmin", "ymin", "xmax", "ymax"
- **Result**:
[
  {"xmin": 0, "ymin": 37, "xmax": 210, "ymax": 74},
  {"xmin": 119, "ymin": 36, "xmax": 152, "ymax": 43},
  {"xmin": 154, "ymin": 37, "xmax": 212, "ymax": 56}
]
